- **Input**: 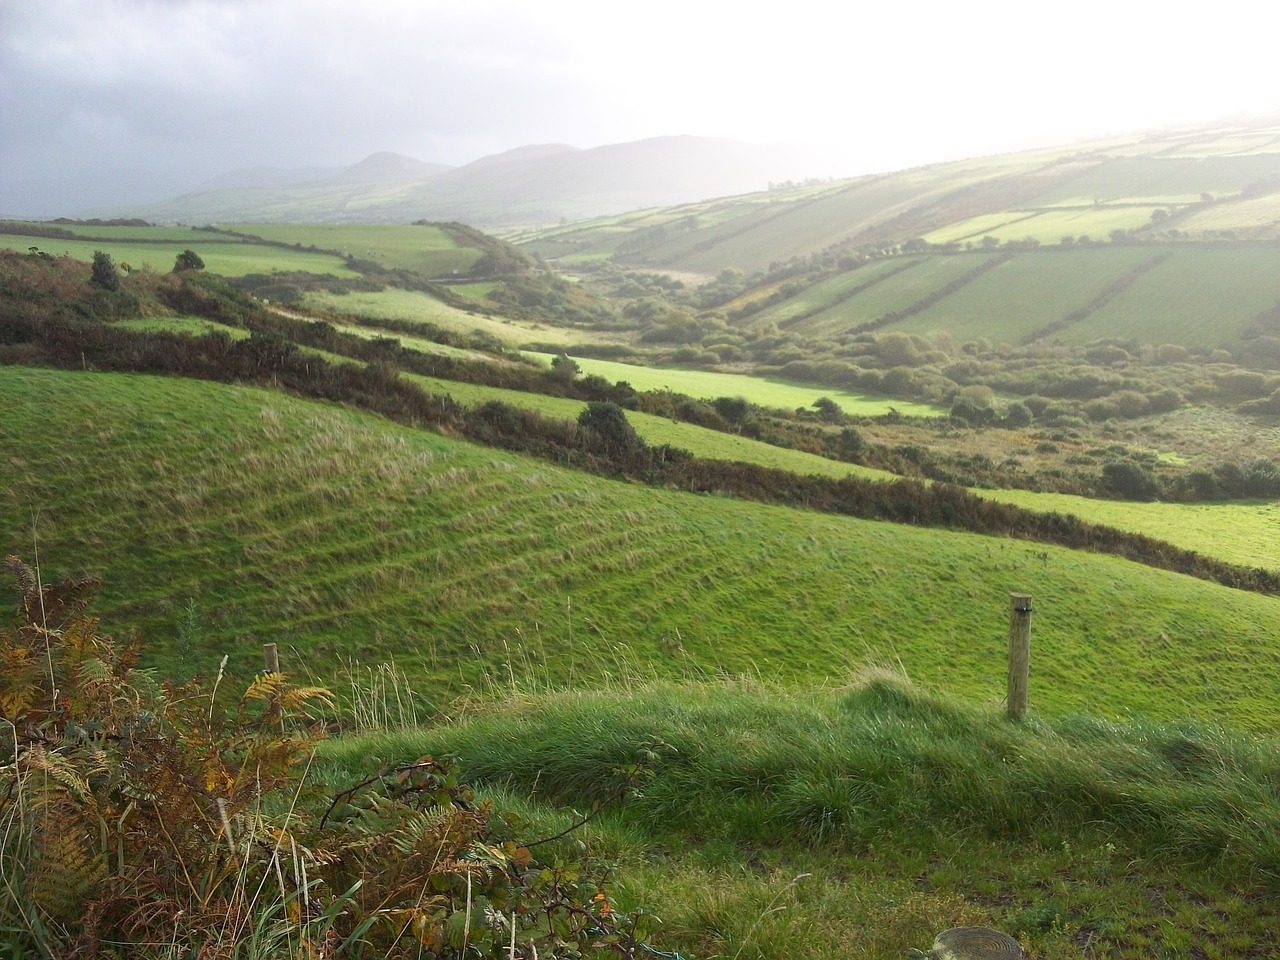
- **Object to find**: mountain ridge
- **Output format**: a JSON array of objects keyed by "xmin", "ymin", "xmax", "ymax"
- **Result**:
[{"xmin": 97, "ymin": 136, "xmax": 843, "ymax": 225}]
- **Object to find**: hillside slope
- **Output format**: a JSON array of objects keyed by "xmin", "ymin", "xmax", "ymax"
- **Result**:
[
  {"xmin": 4, "ymin": 365, "xmax": 1278, "ymax": 730},
  {"xmin": 525, "ymin": 116, "xmax": 1280, "ymax": 275}
]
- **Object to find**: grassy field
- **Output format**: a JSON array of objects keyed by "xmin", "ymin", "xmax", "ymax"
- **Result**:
[
  {"xmin": 2, "ymin": 232, "xmax": 358, "ymax": 277},
  {"xmin": 1181, "ymin": 191, "xmax": 1280, "ymax": 236},
  {"xmin": 752, "ymin": 257, "xmax": 922, "ymax": 327},
  {"xmin": 112, "ymin": 316, "xmax": 252, "ymax": 340},
  {"xmin": 1030, "ymin": 153, "xmax": 1280, "ymax": 206},
  {"xmin": 299, "ymin": 288, "xmax": 591, "ymax": 347},
  {"xmin": 787, "ymin": 255, "xmax": 996, "ymax": 335},
  {"xmin": 889, "ymin": 247, "xmax": 1154, "ymax": 342},
  {"xmin": 1074, "ymin": 245, "xmax": 1280, "ymax": 346},
  {"xmin": 223, "ymin": 222, "xmax": 484, "ymax": 275},
  {"xmin": 752, "ymin": 244, "xmax": 1280, "ymax": 349},
  {"xmin": 977, "ymin": 488, "xmax": 1280, "ymax": 571},
  {"xmin": 395, "ymin": 370, "xmax": 891, "ymax": 481},
  {"xmin": 4, "ymin": 365, "xmax": 1280, "ymax": 733},
  {"xmin": 522, "ymin": 352, "xmax": 945, "ymax": 416},
  {"xmin": 320, "ymin": 678, "xmax": 1280, "ymax": 959},
  {"xmin": 924, "ymin": 205, "xmax": 1169, "ymax": 245},
  {"xmin": 2, "ymin": 223, "xmax": 232, "ymax": 242}
]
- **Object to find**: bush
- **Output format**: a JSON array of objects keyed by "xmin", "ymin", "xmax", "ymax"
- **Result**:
[
  {"xmin": 578, "ymin": 401, "xmax": 645, "ymax": 459},
  {"xmin": 172, "ymin": 248, "xmax": 205, "ymax": 272},
  {"xmin": 1100, "ymin": 461, "xmax": 1158, "ymax": 500},
  {"xmin": 90, "ymin": 250, "xmax": 120, "ymax": 291}
]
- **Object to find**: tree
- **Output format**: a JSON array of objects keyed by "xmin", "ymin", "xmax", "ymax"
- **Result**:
[
  {"xmin": 577, "ymin": 401, "xmax": 644, "ymax": 458},
  {"xmin": 712, "ymin": 395, "xmax": 750, "ymax": 427},
  {"xmin": 1101, "ymin": 461, "xmax": 1158, "ymax": 500},
  {"xmin": 812, "ymin": 396, "xmax": 844, "ymax": 423},
  {"xmin": 550, "ymin": 352, "xmax": 581, "ymax": 382},
  {"xmin": 173, "ymin": 248, "xmax": 205, "ymax": 272},
  {"xmin": 90, "ymin": 250, "xmax": 121, "ymax": 291},
  {"xmin": 835, "ymin": 426, "xmax": 866, "ymax": 460}
]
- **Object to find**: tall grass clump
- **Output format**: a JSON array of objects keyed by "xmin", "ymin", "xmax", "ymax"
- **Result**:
[{"xmin": 338, "ymin": 675, "xmax": 1280, "ymax": 883}]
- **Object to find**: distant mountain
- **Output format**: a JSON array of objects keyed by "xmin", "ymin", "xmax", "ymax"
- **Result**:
[
  {"xmin": 102, "ymin": 138, "xmax": 837, "ymax": 226},
  {"xmin": 189, "ymin": 152, "xmax": 451, "ymax": 193},
  {"xmin": 323, "ymin": 152, "xmax": 452, "ymax": 186},
  {"xmin": 194, "ymin": 165, "xmax": 344, "ymax": 191}
]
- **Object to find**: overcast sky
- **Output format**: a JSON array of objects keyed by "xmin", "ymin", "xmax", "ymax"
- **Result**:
[{"xmin": 3, "ymin": 0, "xmax": 1278, "ymax": 217}]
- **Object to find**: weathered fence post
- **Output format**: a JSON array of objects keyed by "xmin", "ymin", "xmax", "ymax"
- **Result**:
[{"xmin": 1007, "ymin": 594, "xmax": 1032, "ymax": 720}]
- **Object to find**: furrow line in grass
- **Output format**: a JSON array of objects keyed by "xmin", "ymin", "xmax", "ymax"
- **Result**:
[{"xmin": 1020, "ymin": 251, "xmax": 1174, "ymax": 344}]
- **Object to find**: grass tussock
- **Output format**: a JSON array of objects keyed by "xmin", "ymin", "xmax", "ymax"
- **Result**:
[
  {"xmin": 328, "ymin": 675, "xmax": 1280, "ymax": 879},
  {"xmin": 323, "ymin": 674, "xmax": 1280, "ymax": 958}
]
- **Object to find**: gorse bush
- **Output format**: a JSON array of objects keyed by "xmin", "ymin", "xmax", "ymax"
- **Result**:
[{"xmin": 0, "ymin": 558, "xmax": 668, "ymax": 959}]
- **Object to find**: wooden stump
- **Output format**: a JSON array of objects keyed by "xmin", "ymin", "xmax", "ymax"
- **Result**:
[{"xmin": 929, "ymin": 926, "xmax": 1023, "ymax": 960}]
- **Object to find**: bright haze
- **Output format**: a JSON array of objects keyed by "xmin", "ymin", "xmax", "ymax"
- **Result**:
[{"xmin": 3, "ymin": 0, "xmax": 1278, "ymax": 218}]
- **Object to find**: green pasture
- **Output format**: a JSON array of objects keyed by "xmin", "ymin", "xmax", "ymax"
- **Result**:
[
  {"xmin": 752, "ymin": 257, "xmax": 922, "ymax": 328},
  {"xmin": 298, "ymin": 288, "xmax": 589, "ymax": 347},
  {"xmin": 5, "ymin": 365, "xmax": 1280, "ymax": 732},
  {"xmin": 1073, "ymin": 245, "xmax": 1280, "ymax": 347},
  {"xmin": 1180, "ymin": 191, "xmax": 1280, "ymax": 235},
  {"xmin": 979, "ymin": 489, "xmax": 1280, "ymax": 572},
  {"xmin": 523, "ymin": 196, "xmax": 772, "ymax": 265},
  {"xmin": 223, "ymin": 222, "xmax": 484, "ymax": 276},
  {"xmin": 1031, "ymin": 153, "xmax": 1280, "ymax": 206},
  {"xmin": 449, "ymin": 281, "xmax": 499, "ymax": 298},
  {"xmin": 111, "ymin": 316, "xmax": 251, "ymax": 340},
  {"xmin": 1, "ymin": 232, "xmax": 358, "ymax": 278},
  {"xmin": 922, "ymin": 211, "xmax": 1043, "ymax": 245},
  {"xmin": 1157, "ymin": 128, "xmax": 1280, "ymax": 158},
  {"xmin": 522, "ymin": 352, "xmax": 945, "ymax": 416},
  {"xmin": 788, "ymin": 254, "xmax": 995, "ymax": 336},
  {"xmin": 926, "ymin": 206, "xmax": 1170, "ymax": 245},
  {"xmin": 889, "ymin": 248, "xmax": 1153, "ymax": 342},
  {"xmin": 396, "ymin": 370, "xmax": 890, "ymax": 481},
  {"xmin": 325, "ymin": 320, "xmax": 497, "ymax": 361},
  {"xmin": 610, "ymin": 172, "xmax": 984, "ymax": 276},
  {"xmin": 2, "ymin": 223, "xmax": 228, "ymax": 242}
]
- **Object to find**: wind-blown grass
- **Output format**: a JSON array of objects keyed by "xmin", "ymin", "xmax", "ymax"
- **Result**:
[
  {"xmin": 323, "ymin": 676, "xmax": 1280, "ymax": 959},
  {"xmin": 4, "ymin": 365, "xmax": 1280, "ymax": 730}
]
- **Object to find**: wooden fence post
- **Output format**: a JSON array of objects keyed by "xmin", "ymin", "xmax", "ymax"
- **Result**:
[{"xmin": 1007, "ymin": 594, "xmax": 1032, "ymax": 720}]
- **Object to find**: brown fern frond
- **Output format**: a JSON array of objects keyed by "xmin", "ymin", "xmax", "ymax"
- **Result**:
[
  {"xmin": 23, "ymin": 744, "xmax": 94, "ymax": 803},
  {"xmin": 2, "ymin": 555, "xmax": 36, "ymax": 595},
  {"xmin": 3, "ymin": 556, "xmax": 100, "ymax": 632}
]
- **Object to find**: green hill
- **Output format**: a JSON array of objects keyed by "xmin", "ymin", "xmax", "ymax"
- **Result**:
[
  {"xmin": 525, "ymin": 117, "xmax": 1280, "ymax": 275},
  {"xmin": 4, "ymin": 365, "xmax": 1279, "ymax": 732}
]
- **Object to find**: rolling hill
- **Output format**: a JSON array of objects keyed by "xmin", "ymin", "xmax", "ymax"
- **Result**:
[{"xmin": 4, "ymin": 364, "xmax": 1279, "ymax": 733}]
